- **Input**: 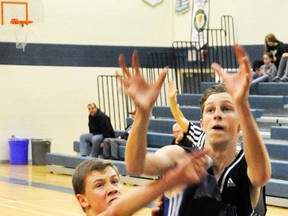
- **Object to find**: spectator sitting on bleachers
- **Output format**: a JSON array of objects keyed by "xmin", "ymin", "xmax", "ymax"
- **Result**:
[
  {"xmin": 251, "ymin": 52, "xmax": 277, "ymax": 86},
  {"xmin": 253, "ymin": 33, "xmax": 288, "ymax": 79},
  {"xmin": 102, "ymin": 110, "xmax": 136, "ymax": 160},
  {"xmin": 264, "ymin": 33, "xmax": 288, "ymax": 68},
  {"xmin": 263, "ymin": 33, "xmax": 288, "ymax": 82},
  {"xmin": 272, "ymin": 53, "xmax": 288, "ymax": 82},
  {"xmin": 79, "ymin": 103, "xmax": 115, "ymax": 158}
]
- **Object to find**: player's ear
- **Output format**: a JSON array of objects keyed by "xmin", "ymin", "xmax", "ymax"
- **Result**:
[
  {"xmin": 76, "ymin": 194, "xmax": 89, "ymax": 209},
  {"xmin": 200, "ymin": 118, "xmax": 204, "ymax": 130}
]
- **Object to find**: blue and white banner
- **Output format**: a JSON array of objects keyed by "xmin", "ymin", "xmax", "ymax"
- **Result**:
[
  {"xmin": 175, "ymin": 0, "xmax": 190, "ymax": 14},
  {"xmin": 191, "ymin": 0, "xmax": 209, "ymax": 48}
]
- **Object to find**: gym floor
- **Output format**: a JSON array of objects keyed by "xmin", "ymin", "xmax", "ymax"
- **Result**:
[{"xmin": 0, "ymin": 164, "xmax": 286, "ymax": 215}]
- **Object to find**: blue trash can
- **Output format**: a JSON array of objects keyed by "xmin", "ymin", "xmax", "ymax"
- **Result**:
[{"xmin": 9, "ymin": 138, "xmax": 29, "ymax": 165}]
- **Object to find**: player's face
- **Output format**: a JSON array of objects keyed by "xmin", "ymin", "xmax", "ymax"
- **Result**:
[
  {"xmin": 77, "ymin": 167, "xmax": 123, "ymax": 214},
  {"xmin": 200, "ymin": 92, "xmax": 240, "ymax": 149}
]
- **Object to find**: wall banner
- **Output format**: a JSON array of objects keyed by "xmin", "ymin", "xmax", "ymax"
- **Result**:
[{"xmin": 191, "ymin": 0, "xmax": 209, "ymax": 48}]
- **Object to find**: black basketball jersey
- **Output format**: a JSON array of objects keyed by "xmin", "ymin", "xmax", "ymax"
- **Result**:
[
  {"xmin": 217, "ymin": 150, "xmax": 252, "ymax": 215},
  {"xmin": 162, "ymin": 150, "xmax": 266, "ymax": 216}
]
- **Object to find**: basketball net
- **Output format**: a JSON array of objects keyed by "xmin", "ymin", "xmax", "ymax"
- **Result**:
[{"xmin": 15, "ymin": 23, "xmax": 30, "ymax": 52}]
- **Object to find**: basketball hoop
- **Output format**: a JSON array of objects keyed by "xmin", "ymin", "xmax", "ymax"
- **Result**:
[
  {"xmin": 1, "ymin": 1, "xmax": 44, "ymax": 52},
  {"xmin": 10, "ymin": 18, "xmax": 33, "ymax": 52}
]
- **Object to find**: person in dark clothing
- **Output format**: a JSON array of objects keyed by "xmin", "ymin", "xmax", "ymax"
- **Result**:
[
  {"xmin": 253, "ymin": 33, "xmax": 288, "ymax": 79},
  {"xmin": 79, "ymin": 103, "xmax": 115, "ymax": 157},
  {"xmin": 264, "ymin": 33, "xmax": 288, "ymax": 82},
  {"xmin": 120, "ymin": 45, "xmax": 271, "ymax": 216},
  {"xmin": 102, "ymin": 110, "xmax": 136, "ymax": 160},
  {"xmin": 273, "ymin": 55, "xmax": 288, "ymax": 82},
  {"xmin": 265, "ymin": 34, "xmax": 288, "ymax": 82}
]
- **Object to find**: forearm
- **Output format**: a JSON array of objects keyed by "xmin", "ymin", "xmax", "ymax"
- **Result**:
[
  {"xmin": 105, "ymin": 168, "xmax": 183, "ymax": 216},
  {"xmin": 168, "ymin": 97, "xmax": 189, "ymax": 133},
  {"xmin": 105, "ymin": 150, "xmax": 208, "ymax": 216},
  {"xmin": 125, "ymin": 111, "xmax": 150, "ymax": 174},
  {"xmin": 235, "ymin": 102, "xmax": 271, "ymax": 186}
]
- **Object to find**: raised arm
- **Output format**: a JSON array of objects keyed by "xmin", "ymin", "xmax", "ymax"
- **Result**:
[
  {"xmin": 211, "ymin": 44, "xmax": 271, "ymax": 187},
  {"xmin": 117, "ymin": 51, "xmax": 183, "ymax": 175},
  {"xmin": 168, "ymin": 80, "xmax": 190, "ymax": 133},
  {"xmin": 100, "ymin": 150, "xmax": 208, "ymax": 216}
]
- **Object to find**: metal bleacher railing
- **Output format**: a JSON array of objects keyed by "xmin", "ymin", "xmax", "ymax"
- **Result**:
[
  {"xmin": 97, "ymin": 15, "xmax": 237, "ymax": 130},
  {"xmin": 173, "ymin": 15, "xmax": 237, "ymax": 93}
]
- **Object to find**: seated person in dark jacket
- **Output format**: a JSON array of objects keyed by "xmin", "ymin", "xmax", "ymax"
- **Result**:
[
  {"xmin": 102, "ymin": 110, "xmax": 136, "ymax": 160},
  {"xmin": 79, "ymin": 103, "xmax": 115, "ymax": 157}
]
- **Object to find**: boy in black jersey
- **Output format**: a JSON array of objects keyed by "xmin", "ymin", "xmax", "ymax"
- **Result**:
[{"xmin": 117, "ymin": 44, "xmax": 271, "ymax": 216}]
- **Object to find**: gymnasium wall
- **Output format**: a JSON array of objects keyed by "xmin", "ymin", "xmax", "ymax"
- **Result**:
[{"xmin": 0, "ymin": 0, "xmax": 287, "ymax": 162}]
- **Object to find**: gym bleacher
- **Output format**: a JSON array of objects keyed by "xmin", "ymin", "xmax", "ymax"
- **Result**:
[
  {"xmin": 47, "ymin": 81, "xmax": 288, "ymax": 208},
  {"xmin": 46, "ymin": 18, "xmax": 288, "ymax": 207}
]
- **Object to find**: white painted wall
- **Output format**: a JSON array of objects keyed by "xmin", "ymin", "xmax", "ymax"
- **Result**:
[
  {"xmin": 0, "ymin": 66, "xmax": 117, "ymax": 161},
  {"xmin": 1, "ymin": 0, "xmax": 288, "ymax": 46},
  {"xmin": 0, "ymin": 0, "xmax": 287, "ymax": 161},
  {"xmin": 208, "ymin": 0, "xmax": 288, "ymax": 44}
]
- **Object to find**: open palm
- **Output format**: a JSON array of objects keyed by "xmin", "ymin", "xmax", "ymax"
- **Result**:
[
  {"xmin": 211, "ymin": 44, "xmax": 252, "ymax": 104},
  {"xmin": 116, "ymin": 51, "xmax": 167, "ymax": 112},
  {"xmin": 168, "ymin": 80, "xmax": 177, "ymax": 99}
]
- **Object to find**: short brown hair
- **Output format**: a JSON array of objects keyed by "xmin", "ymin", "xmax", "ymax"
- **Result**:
[
  {"xmin": 87, "ymin": 103, "xmax": 97, "ymax": 108},
  {"xmin": 72, "ymin": 159, "xmax": 119, "ymax": 195},
  {"xmin": 199, "ymin": 84, "xmax": 227, "ymax": 115}
]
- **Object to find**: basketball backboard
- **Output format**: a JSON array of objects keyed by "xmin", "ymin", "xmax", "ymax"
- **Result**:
[
  {"xmin": 1, "ymin": 0, "xmax": 44, "ymax": 25},
  {"xmin": 1, "ymin": 0, "xmax": 44, "ymax": 51}
]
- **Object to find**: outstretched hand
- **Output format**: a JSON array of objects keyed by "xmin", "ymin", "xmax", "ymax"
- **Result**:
[
  {"xmin": 167, "ymin": 150, "xmax": 208, "ymax": 186},
  {"xmin": 211, "ymin": 44, "xmax": 252, "ymax": 104},
  {"xmin": 168, "ymin": 80, "xmax": 177, "ymax": 100},
  {"xmin": 116, "ymin": 51, "xmax": 168, "ymax": 114}
]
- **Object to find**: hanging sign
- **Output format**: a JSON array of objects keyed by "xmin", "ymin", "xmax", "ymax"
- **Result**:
[{"xmin": 191, "ymin": 0, "xmax": 209, "ymax": 48}]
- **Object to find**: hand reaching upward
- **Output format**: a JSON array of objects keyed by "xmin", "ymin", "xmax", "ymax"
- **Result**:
[
  {"xmin": 168, "ymin": 80, "xmax": 178, "ymax": 100},
  {"xmin": 211, "ymin": 44, "xmax": 252, "ymax": 105},
  {"xmin": 116, "ymin": 50, "xmax": 168, "ymax": 114}
]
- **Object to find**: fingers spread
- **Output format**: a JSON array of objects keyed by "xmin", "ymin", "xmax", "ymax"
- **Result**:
[
  {"xmin": 211, "ymin": 63, "xmax": 225, "ymax": 80},
  {"xmin": 155, "ymin": 67, "xmax": 168, "ymax": 89},
  {"xmin": 234, "ymin": 44, "xmax": 251, "ymax": 74},
  {"xmin": 115, "ymin": 71, "xmax": 124, "ymax": 84},
  {"xmin": 119, "ymin": 54, "xmax": 131, "ymax": 78},
  {"xmin": 168, "ymin": 80, "xmax": 175, "ymax": 87},
  {"xmin": 242, "ymin": 56, "xmax": 252, "ymax": 78},
  {"xmin": 234, "ymin": 44, "xmax": 245, "ymax": 61},
  {"xmin": 132, "ymin": 50, "xmax": 140, "ymax": 75}
]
